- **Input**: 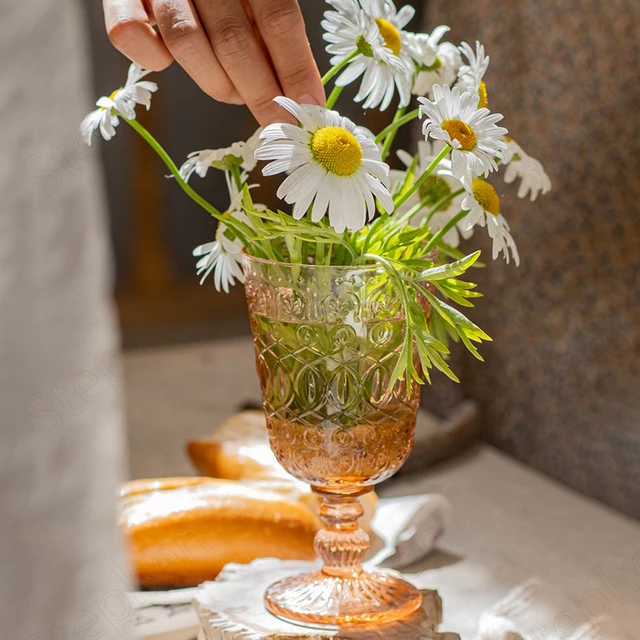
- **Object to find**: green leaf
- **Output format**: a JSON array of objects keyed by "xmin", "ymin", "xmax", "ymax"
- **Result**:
[
  {"xmin": 447, "ymin": 278, "xmax": 478, "ymax": 290},
  {"xmin": 417, "ymin": 286, "xmax": 491, "ymax": 362},
  {"xmin": 437, "ymin": 300, "xmax": 492, "ymax": 342},
  {"xmin": 417, "ymin": 250, "xmax": 481, "ymax": 282},
  {"xmin": 389, "ymin": 332, "xmax": 411, "ymax": 387},
  {"xmin": 434, "ymin": 281, "xmax": 475, "ymax": 307}
]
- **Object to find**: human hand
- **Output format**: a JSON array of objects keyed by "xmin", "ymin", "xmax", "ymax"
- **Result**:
[{"xmin": 103, "ymin": 0, "xmax": 325, "ymax": 125}]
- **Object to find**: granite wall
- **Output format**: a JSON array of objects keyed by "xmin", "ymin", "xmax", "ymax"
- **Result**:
[{"xmin": 421, "ymin": 0, "xmax": 640, "ymax": 518}]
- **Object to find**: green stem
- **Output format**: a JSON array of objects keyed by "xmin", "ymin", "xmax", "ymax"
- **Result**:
[
  {"xmin": 122, "ymin": 116, "xmax": 254, "ymax": 246},
  {"xmin": 374, "ymin": 108, "xmax": 420, "ymax": 144},
  {"xmin": 229, "ymin": 165, "xmax": 243, "ymax": 192},
  {"xmin": 380, "ymin": 106, "xmax": 406, "ymax": 161},
  {"xmin": 358, "ymin": 253, "xmax": 420, "ymax": 388},
  {"xmin": 324, "ymin": 242, "xmax": 333, "ymax": 265},
  {"xmin": 424, "ymin": 189, "xmax": 465, "ymax": 224},
  {"xmin": 321, "ymin": 51, "xmax": 358, "ymax": 86},
  {"xmin": 397, "ymin": 188, "xmax": 465, "ymax": 228},
  {"xmin": 394, "ymin": 144, "xmax": 451, "ymax": 210},
  {"xmin": 284, "ymin": 233, "xmax": 302, "ymax": 264},
  {"xmin": 326, "ymin": 85, "xmax": 344, "ymax": 110},
  {"xmin": 423, "ymin": 209, "xmax": 469, "ymax": 254}
]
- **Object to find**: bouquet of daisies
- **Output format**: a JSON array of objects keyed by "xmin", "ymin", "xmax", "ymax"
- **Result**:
[{"xmin": 81, "ymin": 0, "xmax": 551, "ymax": 386}]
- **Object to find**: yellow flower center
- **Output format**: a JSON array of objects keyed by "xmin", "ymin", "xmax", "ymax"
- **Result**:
[
  {"xmin": 472, "ymin": 179, "xmax": 500, "ymax": 216},
  {"xmin": 503, "ymin": 136, "xmax": 522, "ymax": 161},
  {"xmin": 100, "ymin": 89, "xmax": 120, "ymax": 110},
  {"xmin": 478, "ymin": 81, "xmax": 488, "ymax": 109},
  {"xmin": 441, "ymin": 119, "xmax": 477, "ymax": 151},
  {"xmin": 375, "ymin": 18, "xmax": 402, "ymax": 56},
  {"xmin": 310, "ymin": 126, "xmax": 363, "ymax": 177}
]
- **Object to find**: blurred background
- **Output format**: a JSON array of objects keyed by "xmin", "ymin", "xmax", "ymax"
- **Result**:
[{"xmin": 81, "ymin": 0, "xmax": 639, "ymax": 518}]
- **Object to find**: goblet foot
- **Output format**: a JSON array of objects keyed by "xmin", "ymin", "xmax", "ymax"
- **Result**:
[{"xmin": 264, "ymin": 569, "xmax": 423, "ymax": 628}]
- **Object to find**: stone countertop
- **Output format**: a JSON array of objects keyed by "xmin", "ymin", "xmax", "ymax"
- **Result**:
[{"xmin": 124, "ymin": 338, "xmax": 640, "ymax": 638}]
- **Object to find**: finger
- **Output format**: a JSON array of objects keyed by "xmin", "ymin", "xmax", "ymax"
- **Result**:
[
  {"xmin": 104, "ymin": 0, "xmax": 173, "ymax": 71},
  {"xmin": 151, "ymin": 0, "xmax": 242, "ymax": 103},
  {"xmin": 248, "ymin": 0, "xmax": 325, "ymax": 107},
  {"xmin": 240, "ymin": 0, "xmax": 255, "ymax": 24},
  {"xmin": 196, "ymin": 0, "xmax": 290, "ymax": 125}
]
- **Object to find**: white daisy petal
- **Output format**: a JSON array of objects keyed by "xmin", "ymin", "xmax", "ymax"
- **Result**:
[
  {"xmin": 311, "ymin": 172, "xmax": 333, "ymax": 223},
  {"xmin": 364, "ymin": 172, "xmax": 395, "ymax": 213},
  {"xmin": 410, "ymin": 36, "xmax": 461, "ymax": 97},
  {"xmin": 394, "ymin": 4, "xmax": 415, "ymax": 28},
  {"xmin": 255, "ymin": 97, "xmax": 394, "ymax": 232},
  {"xmin": 191, "ymin": 166, "xmax": 263, "ymax": 291},
  {"xmin": 180, "ymin": 128, "xmax": 263, "ymax": 181},
  {"xmin": 502, "ymin": 138, "xmax": 552, "ymax": 201},
  {"xmin": 291, "ymin": 164, "xmax": 325, "ymax": 219},
  {"xmin": 80, "ymin": 108, "xmax": 115, "ymax": 145},
  {"xmin": 457, "ymin": 41, "xmax": 490, "ymax": 105},
  {"xmin": 460, "ymin": 177, "xmax": 519, "ymax": 265}
]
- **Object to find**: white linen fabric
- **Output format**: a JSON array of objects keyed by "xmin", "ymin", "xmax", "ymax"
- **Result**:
[{"xmin": 0, "ymin": 0, "xmax": 131, "ymax": 638}]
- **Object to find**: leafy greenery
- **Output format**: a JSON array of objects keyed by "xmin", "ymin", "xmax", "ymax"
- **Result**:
[
  {"xmin": 120, "ymin": 59, "xmax": 493, "ymax": 390},
  {"xmin": 238, "ymin": 184, "xmax": 491, "ymax": 388}
]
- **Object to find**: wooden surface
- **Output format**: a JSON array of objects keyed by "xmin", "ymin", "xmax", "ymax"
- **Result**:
[{"xmin": 194, "ymin": 559, "xmax": 459, "ymax": 640}]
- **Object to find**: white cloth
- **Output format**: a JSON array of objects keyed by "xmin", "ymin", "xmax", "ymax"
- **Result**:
[{"xmin": 0, "ymin": 0, "xmax": 130, "ymax": 638}]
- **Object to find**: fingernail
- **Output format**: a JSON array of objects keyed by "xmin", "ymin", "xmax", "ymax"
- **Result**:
[
  {"xmin": 228, "ymin": 93, "xmax": 245, "ymax": 105},
  {"xmin": 298, "ymin": 93, "xmax": 322, "ymax": 107}
]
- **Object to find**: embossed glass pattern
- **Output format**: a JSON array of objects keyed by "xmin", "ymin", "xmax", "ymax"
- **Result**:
[{"xmin": 243, "ymin": 254, "xmax": 424, "ymax": 628}]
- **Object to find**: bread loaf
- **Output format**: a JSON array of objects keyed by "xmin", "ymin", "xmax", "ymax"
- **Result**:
[
  {"xmin": 187, "ymin": 410, "xmax": 288, "ymax": 481},
  {"xmin": 186, "ymin": 410, "xmax": 378, "ymax": 530},
  {"xmin": 120, "ymin": 477, "xmax": 318, "ymax": 589}
]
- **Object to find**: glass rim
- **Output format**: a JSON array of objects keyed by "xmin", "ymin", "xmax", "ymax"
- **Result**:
[{"xmin": 241, "ymin": 251, "xmax": 385, "ymax": 272}]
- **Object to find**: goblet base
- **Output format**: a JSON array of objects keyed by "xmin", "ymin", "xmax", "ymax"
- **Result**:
[{"xmin": 264, "ymin": 569, "xmax": 423, "ymax": 629}]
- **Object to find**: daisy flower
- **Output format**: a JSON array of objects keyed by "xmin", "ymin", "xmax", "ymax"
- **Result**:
[
  {"xmin": 362, "ymin": 0, "xmax": 417, "ymax": 65},
  {"xmin": 460, "ymin": 178, "xmax": 520, "ymax": 265},
  {"xmin": 179, "ymin": 128, "xmax": 262, "ymax": 182},
  {"xmin": 394, "ymin": 140, "xmax": 471, "ymax": 247},
  {"xmin": 362, "ymin": 0, "xmax": 416, "ymax": 29},
  {"xmin": 409, "ymin": 26, "xmax": 461, "ymax": 97},
  {"xmin": 322, "ymin": 0, "xmax": 413, "ymax": 110},
  {"xmin": 502, "ymin": 137, "xmax": 552, "ymax": 201},
  {"xmin": 254, "ymin": 97, "xmax": 394, "ymax": 233},
  {"xmin": 80, "ymin": 63, "xmax": 157, "ymax": 145},
  {"xmin": 419, "ymin": 84, "xmax": 508, "ymax": 183},
  {"xmin": 457, "ymin": 41, "xmax": 490, "ymax": 108},
  {"xmin": 192, "ymin": 174, "xmax": 254, "ymax": 292},
  {"xmin": 193, "ymin": 231, "xmax": 244, "ymax": 293}
]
